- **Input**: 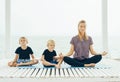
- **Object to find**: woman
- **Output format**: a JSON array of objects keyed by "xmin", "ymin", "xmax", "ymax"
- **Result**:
[{"xmin": 63, "ymin": 20, "xmax": 107, "ymax": 67}]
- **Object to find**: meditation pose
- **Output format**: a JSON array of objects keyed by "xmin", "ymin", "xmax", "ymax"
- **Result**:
[
  {"xmin": 41, "ymin": 39, "xmax": 63, "ymax": 68},
  {"xmin": 8, "ymin": 37, "xmax": 38, "ymax": 67},
  {"xmin": 62, "ymin": 20, "xmax": 107, "ymax": 67}
]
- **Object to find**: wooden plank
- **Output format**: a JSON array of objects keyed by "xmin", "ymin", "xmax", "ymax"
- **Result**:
[
  {"xmin": 15, "ymin": 68, "xmax": 28, "ymax": 78},
  {"xmin": 75, "ymin": 68, "xmax": 84, "ymax": 77},
  {"xmin": 55, "ymin": 68, "xmax": 60, "ymax": 77},
  {"xmin": 95, "ymin": 68, "xmax": 107, "ymax": 78},
  {"xmin": 99, "ymin": 68, "xmax": 110, "ymax": 78},
  {"xmin": 0, "ymin": 68, "xmax": 16, "ymax": 78},
  {"xmin": 83, "ymin": 68, "xmax": 94, "ymax": 77},
  {"xmin": 88, "ymin": 68, "xmax": 100, "ymax": 77},
  {"xmin": 67, "ymin": 68, "xmax": 74, "ymax": 77},
  {"xmin": 0, "ymin": 67, "xmax": 120, "ymax": 79},
  {"xmin": 95, "ymin": 68, "xmax": 104, "ymax": 77},
  {"xmin": 31, "ymin": 68, "xmax": 39, "ymax": 78},
  {"xmin": 10, "ymin": 68, "xmax": 22, "ymax": 77},
  {"xmin": 63, "ymin": 68, "xmax": 69, "ymax": 77},
  {"xmin": 60, "ymin": 68, "xmax": 64, "ymax": 77},
  {"xmin": 51, "ymin": 68, "xmax": 55, "ymax": 77},
  {"xmin": 100, "ymin": 68, "xmax": 115, "ymax": 78},
  {"xmin": 36, "ymin": 68, "xmax": 43, "ymax": 78},
  {"xmin": 6, "ymin": 68, "xmax": 19, "ymax": 78},
  {"xmin": 78, "ymin": 68, "xmax": 89, "ymax": 77},
  {"xmin": 107, "ymin": 69, "xmax": 119, "ymax": 78},
  {"xmin": 21, "ymin": 68, "xmax": 31, "ymax": 78},
  {"xmin": 26, "ymin": 68, "xmax": 35, "ymax": 78},
  {"xmin": 71, "ymin": 68, "xmax": 79, "ymax": 77},
  {"xmin": 45, "ymin": 68, "xmax": 51, "ymax": 77},
  {"xmin": 41, "ymin": 68, "xmax": 47, "ymax": 77}
]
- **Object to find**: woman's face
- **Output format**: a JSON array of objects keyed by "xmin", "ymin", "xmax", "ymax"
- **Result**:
[{"xmin": 78, "ymin": 23, "xmax": 86, "ymax": 33}]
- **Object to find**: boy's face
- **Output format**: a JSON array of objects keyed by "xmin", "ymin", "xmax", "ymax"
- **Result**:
[
  {"xmin": 19, "ymin": 39, "xmax": 28, "ymax": 46},
  {"xmin": 47, "ymin": 43, "xmax": 55, "ymax": 51}
]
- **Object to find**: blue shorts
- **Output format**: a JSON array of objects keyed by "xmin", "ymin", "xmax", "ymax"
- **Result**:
[
  {"xmin": 44, "ymin": 60, "xmax": 58, "ymax": 67},
  {"xmin": 17, "ymin": 59, "xmax": 30, "ymax": 64}
]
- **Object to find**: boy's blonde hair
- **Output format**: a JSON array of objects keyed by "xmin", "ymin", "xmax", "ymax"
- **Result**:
[
  {"xmin": 47, "ymin": 39, "xmax": 55, "ymax": 46},
  {"xmin": 19, "ymin": 37, "xmax": 28, "ymax": 44}
]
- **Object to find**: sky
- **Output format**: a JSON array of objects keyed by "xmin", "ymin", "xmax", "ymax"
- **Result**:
[{"xmin": 0, "ymin": 0, "xmax": 120, "ymax": 36}]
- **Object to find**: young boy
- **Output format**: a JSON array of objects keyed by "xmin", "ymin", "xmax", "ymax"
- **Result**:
[
  {"xmin": 41, "ymin": 40, "xmax": 63, "ymax": 68},
  {"xmin": 8, "ymin": 37, "xmax": 38, "ymax": 67}
]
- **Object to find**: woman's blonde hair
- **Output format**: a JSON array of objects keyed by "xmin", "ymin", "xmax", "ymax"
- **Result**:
[
  {"xmin": 78, "ymin": 20, "xmax": 88, "ymax": 41},
  {"xmin": 47, "ymin": 39, "xmax": 55, "ymax": 46},
  {"xmin": 19, "ymin": 37, "xmax": 28, "ymax": 44}
]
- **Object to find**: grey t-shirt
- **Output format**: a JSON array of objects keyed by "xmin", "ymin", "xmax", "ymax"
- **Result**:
[{"xmin": 70, "ymin": 35, "xmax": 93, "ymax": 60}]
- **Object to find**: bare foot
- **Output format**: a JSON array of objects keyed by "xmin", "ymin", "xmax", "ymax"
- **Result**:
[
  {"xmin": 84, "ymin": 63, "xmax": 95, "ymax": 67},
  {"xmin": 55, "ymin": 64, "xmax": 61, "ymax": 68}
]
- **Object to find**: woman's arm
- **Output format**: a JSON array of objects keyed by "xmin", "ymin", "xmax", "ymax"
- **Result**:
[
  {"xmin": 65, "ymin": 44, "xmax": 74, "ymax": 56},
  {"xmin": 89, "ymin": 45, "xmax": 98, "ymax": 55},
  {"xmin": 90, "ymin": 45, "xmax": 107, "ymax": 56}
]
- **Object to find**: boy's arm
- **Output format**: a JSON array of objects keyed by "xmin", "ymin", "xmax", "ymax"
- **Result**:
[
  {"xmin": 41, "ymin": 55, "xmax": 45, "ymax": 61},
  {"xmin": 53, "ymin": 56, "xmax": 60, "ymax": 59},
  {"xmin": 53, "ymin": 53, "xmax": 63, "ymax": 59},
  {"xmin": 31, "ymin": 54, "xmax": 35, "ymax": 60},
  {"xmin": 13, "ymin": 54, "xmax": 19, "ymax": 62},
  {"xmin": 41, "ymin": 55, "xmax": 56, "ymax": 66}
]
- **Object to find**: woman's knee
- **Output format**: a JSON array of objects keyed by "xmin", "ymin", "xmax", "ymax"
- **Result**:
[
  {"xmin": 63, "ymin": 56, "xmax": 70, "ymax": 62},
  {"xmin": 95, "ymin": 55, "xmax": 102, "ymax": 62}
]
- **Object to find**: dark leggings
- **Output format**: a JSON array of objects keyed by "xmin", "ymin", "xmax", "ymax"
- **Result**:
[{"xmin": 63, "ymin": 55, "xmax": 102, "ymax": 67}]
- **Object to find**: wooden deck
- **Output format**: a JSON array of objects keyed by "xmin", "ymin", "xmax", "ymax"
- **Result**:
[{"xmin": 0, "ymin": 58, "xmax": 120, "ymax": 82}]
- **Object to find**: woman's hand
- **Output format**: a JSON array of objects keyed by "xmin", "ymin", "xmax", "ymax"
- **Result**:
[
  {"xmin": 59, "ymin": 53, "xmax": 64, "ymax": 59},
  {"xmin": 101, "ymin": 51, "xmax": 107, "ymax": 56}
]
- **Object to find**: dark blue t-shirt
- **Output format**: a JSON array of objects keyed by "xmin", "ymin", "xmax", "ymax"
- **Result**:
[
  {"xmin": 42, "ymin": 49, "xmax": 57, "ymax": 62},
  {"xmin": 15, "ymin": 46, "xmax": 33, "ymax": 59}
]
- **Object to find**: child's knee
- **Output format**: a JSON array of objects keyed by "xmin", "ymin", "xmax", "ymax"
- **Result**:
[
  {"xmin": 41, "ymin": 60, "xmax": 46, "ymax": 65},
  {"xmin": 33, "ymin": 59, "xmax": 38, "ymax": 64},
  {"xmin": 8, "ymin": 61, "xmax": 17, "ymax": 67},
  {"xmin": 8, "ymin": 61, "xmax": 13, "ymax": 66},
  {"xmin": 8, "ymin": 62, "xmax": 12, "ymax": 66}
]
